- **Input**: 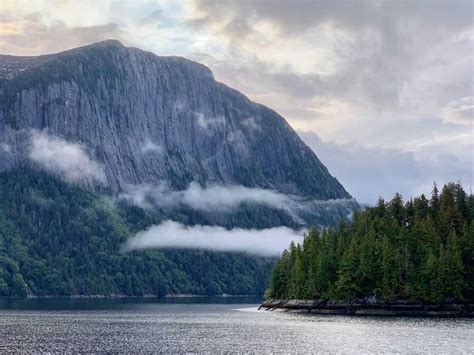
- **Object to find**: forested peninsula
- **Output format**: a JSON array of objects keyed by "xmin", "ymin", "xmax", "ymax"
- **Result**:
[{"xmin": 263, "ymin": 183, "xmax": 474, "ymax": 316}]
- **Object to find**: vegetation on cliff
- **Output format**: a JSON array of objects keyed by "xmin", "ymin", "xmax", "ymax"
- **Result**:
[
  {"xmin": 0, "ymin": 168, "xmax": 273, "ymax": 297},
  {"xmin": 266, "ymin": 183, "xmax": 474, "ymax": 303}
]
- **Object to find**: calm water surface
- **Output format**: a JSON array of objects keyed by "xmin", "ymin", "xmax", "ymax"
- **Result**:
[{"xmin": 0, "ymin": 297, "xmax": 473, "ymax": 353}]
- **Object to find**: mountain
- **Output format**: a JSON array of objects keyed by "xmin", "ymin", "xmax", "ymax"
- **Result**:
[
  {"xmin": 0, "ymin": 40, "xmax": 350, "ymax": 202},
  {"xmin": 0, "ymin": 41, "xmax": 358, "ymax": 297}
]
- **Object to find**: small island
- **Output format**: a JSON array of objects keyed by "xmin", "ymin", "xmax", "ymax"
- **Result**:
[{"xmin": 262, "ymin": 183, "xmax": 473, "ymax": 317}]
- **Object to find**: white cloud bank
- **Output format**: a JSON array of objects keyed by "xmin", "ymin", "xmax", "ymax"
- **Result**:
[
  {"xmin": 124, "ymin": 220, "xmax": 304, "ymax": 256},
  {"xmin": 120, "ymin": 182, "xmax": 290, "ymax": 211},
  {"xmin": 29, "ymin": 130, "xmax": 105, "ymax": 183},
  {"xmin": 119, "ymin": 181, "xmax": 358, "ymax": 228}
]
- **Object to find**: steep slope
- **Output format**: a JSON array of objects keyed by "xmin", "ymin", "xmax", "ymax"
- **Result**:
[{"xmin": 0, "ymin": 40, "xmax": 349, "ymax": 202}]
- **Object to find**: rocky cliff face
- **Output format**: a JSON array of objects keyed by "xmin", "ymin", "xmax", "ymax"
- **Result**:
[{"xmin": 0, "ymin": 40, "xmax": 356, "ymax": 225}]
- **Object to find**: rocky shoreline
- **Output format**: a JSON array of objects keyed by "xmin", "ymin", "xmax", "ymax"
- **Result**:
[{"xmin": 259, "ymin": 299, "xmax": 474, "ymax": 317}]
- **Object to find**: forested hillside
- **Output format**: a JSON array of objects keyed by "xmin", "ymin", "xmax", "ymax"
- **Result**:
[
  {"xmin": 0, "ymin": 169, "xmax": 274, "ymax": 297},
  {"xmin": 266, "ymin": 183, "xmax": 474, "ymax": 303}
]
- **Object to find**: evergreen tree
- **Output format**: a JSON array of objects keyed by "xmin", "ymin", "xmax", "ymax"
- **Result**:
[
  {"xmin": 460, "ymin": 221, "xmax": 474, "ymax": 301},
  {"xmin": 419, "ymin": 249, "xmax": 444, "ymax": 303},
  {"xmin": 389, "ymin": 193, "xmax": 404, "ymax": 225},
  {"xmin": 335, "ymin": 239, "xmax": 358, "ymax": 299},
  {"xmin": 379, "ymin": 235, "xmax": 396, "ymax": 300},
  {"xmin": 430, "ymin": 182, "xmax": 440, "ymax": 218},
  {"xmin": 443, "ymin": 229, "xmax": 465, "ymax": 300},
  {"xmin": 292, "ymin": 248, "xmax": 306, "ymax": 299}
]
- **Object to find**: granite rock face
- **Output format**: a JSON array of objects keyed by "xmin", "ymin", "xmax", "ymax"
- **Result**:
[{"xmin": 0, "ymin": 40, "xmax": 356, "ymax": 225}]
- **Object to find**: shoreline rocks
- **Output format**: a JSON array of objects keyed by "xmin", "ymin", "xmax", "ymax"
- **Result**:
[{"xmin": 259, "ymin": 299, "xmax": 474, "ymax": 317}]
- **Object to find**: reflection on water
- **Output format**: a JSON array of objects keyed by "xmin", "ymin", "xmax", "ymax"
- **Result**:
[{"xmin": 0, "ymin": 298, "xmax": 473, "ymax": 353}]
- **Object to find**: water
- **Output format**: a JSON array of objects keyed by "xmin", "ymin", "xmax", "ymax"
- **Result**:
[{"xmin": 0, "ymin": 297, "xmax": 473, "ymax": 353}]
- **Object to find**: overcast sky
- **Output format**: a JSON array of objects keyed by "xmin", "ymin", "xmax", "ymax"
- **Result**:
[{"xmin": 1, "ymin": 0, "xmax": 472, "ymax": 204}]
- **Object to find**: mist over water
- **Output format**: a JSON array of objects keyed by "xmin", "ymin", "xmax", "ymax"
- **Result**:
[{"xmin": 0, "ymin": 299, "xmax": 472, "ymax": 353}]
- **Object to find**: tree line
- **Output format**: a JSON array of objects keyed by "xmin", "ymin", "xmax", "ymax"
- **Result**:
[{"xmin": 266, "ymin": 183, "xmax": 474, "ymax": 303}]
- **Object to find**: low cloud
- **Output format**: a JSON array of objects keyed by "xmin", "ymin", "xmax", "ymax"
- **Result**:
[
  {"xmin": 29, "ymin": 130, "xmax": 105, "ymax": 184},
  {"xmin": 227, "ymin": 130, "xmax": 249, "ymax": 155},
  {"xmin": 241, "ymin": 116, "xmax": 262, "ymax": 132},
  {"xmin": 1, "ymin": 143, "xmax": 11, "ymax": 153},
  {"xmin": 174, "ymin": 103, "xmax": 227, "ymax": 131},
  {"xmin": 195, "ymin": 112, "xmax": 225, "ymax": 130},
  {"xmin": 120, "ymin": 182, "xmax": 290, "ymax": 211},
  {"xmin": 140, "ymin": 138, "xmax": 163, "ymax": 154},
  {"xmin": 119, "ymin": 181, "xmax": 357, "ymax": 227},
  {"xmin": 124, "ymin": 220, "xmax": 304, "ymax": 256}
]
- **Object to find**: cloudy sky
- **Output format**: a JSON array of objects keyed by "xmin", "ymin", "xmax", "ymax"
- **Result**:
[{"xmin": 1, "ymin": 0, "xmax": 472, "ymax": 204}]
